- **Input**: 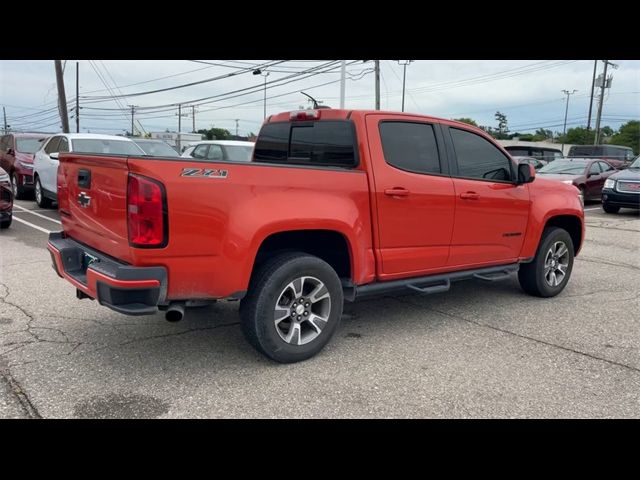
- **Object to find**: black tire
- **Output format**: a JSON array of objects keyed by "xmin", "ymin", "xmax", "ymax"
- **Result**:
[
  {"xmin": 0, "ymin": 216, "xmax": 11, "ymax": 229},
  {"xmin": 578, "ymin": 185, "xmax": 586, "ymax": 202},
  {"xmin": 34, "ymin": 176, "xmax": 52, "ymax": 208},
  {"xmin": 240, "ymin": 252, "xmax": 344, "ymax": 363},
  {"xmin": 518, "ymin": 227, "xmax": 574, "ymax": 298},
  {"xmin": 602, "ymin": 203, "xmax": 620, "ymax": 214},
  {"xmin": 11, "ymin": 172, "xmax": 27, "ymax": 200}
]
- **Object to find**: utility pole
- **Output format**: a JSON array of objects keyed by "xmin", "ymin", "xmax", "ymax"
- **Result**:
[
  {"xmin": 374, "ymin": 60, "xmax": 380, "ymax": 110},
  {"xmin": 128, "ymin": 105, "xmax": 136, "ymax": 137},
  {"xmin": 594, "ymin": 60, "xmax": 618, "ymax": 145},
  {"xmin": 192, "ymin": 105, "xmax": 196, "ymax": 133},
  {"xmin": 3, "ymin": 107, "xmax": 7, "ymax": 134},
  {"xmin": 398, "ymin": 60, "xmax": 412, "ymax": 112},
  {"xmin": 75, "ymin": 62, "xmax": 80, "ymax": 133},
  {"xmin": 54, "ymin": 60, "xmax": 70, "ymax": 133},
  {"xmin": 253, "ymin": 69, "xmax": 269, "ymax": 118},
  {"xmin": 235, "ymin": 119, "xmax": 239, "ymax": 137},
  {"xmin": 586, "ymin": 60, "xmax": 597, "ymax": 132},
  {"xmin": 561, "ymin": 89, "xmax": 577, "ymax": 154},
  {"xmin": 339, "ymin": 60, "xmax": 346, "ymax": 109},
  {"xmin": 175, "ymin": 104, "xmax": 188, "ymax": 152}
]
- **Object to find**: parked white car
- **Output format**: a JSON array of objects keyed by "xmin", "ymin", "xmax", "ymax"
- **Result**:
[
  {"xmin": 32, "ymin": 133, "xmax": 145, "ymax": 208},
  {"xmin": 181, "ymin": 140, "xmax": 255, "ymax": 162}
]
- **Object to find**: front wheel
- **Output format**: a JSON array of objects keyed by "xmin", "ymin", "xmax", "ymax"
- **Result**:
[
  {"xmin": 34, "ymin": 177, "xmax": 52, "ymax": 208},
  {"xmin": 240, "ymin": 252, "xmax": 344, "ymax": 363},
  {"xmin": 11, "ymin": 173, "xmax": 28, "ymax": 200},
  {"xmin": 0, "ymin": 216, "xmax": 11, "ymax": 229},
  {"xmin": 602, "ymin": 203, "xmax": 620, "ymax": 214},
  {"xmin": 518, "ymin": 227, "xmax": 574, "ymax": 298}
]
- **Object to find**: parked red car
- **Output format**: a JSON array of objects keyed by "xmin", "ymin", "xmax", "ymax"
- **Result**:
[
  {"xmin": 537, "ymin": 158, "xmax": 617, "ymax": 200},
  {"xmin": 0, "ymin": 133, "xmax": 49, "ymax": 199},
  {"xmin": 0, "ymin": 167, "xmax": 13, "ymax": 229}
]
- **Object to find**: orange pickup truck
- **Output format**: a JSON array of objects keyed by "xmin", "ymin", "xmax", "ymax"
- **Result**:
[{"xmin": 48, "ymin": 109, "xmax": 584, "ymax": 363}]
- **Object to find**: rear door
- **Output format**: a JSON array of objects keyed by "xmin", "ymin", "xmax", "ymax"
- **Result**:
[
  {"xmin": 585, "ymin": 161, "xmax": 604, "ymax": 198},
  {"xmin": 365, "ymin": 115, "xmax": 455, "ymax": 278},
  {"xmin": 444, "ymin": 125, "xmax": 530, "ymax": 266}
]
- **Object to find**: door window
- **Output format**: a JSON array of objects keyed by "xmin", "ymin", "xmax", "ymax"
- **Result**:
[
  {"xmin": 450, "ymin": 128, "xmax": 513, "ymax": 182},
  {"xmin": 379, "ymin": 121, "xmax": 442, "ymax": 175}
]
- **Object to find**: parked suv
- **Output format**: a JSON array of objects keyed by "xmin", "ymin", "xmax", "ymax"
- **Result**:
[
  {"xmin": 601, "ymin": 155, "xmax": 640, "ymax": 213},
  {"xmin": 0, "ymin": 167, "xmax": 13, "ymax": 229},
  {"xmin": 33, "ymin": 133, "xmax": 145, "ymax": 208},
  {"xmin": 181, "ymin": 140, "xmax": 255, "ymax": 162},
  {"xmin": 504, "ymin": 145, "xmax": 563, "ymax": 163},
  {"xmin": 568, "ymin": 145, "xmax": 635, "ymax": 169},
  {"xmin": 0, "ymin": 133, "xmax": 49, "ymax": 199}
]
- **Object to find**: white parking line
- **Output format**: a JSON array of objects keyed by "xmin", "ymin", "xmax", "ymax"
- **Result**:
[
  {"xmin": 584, "ymin": 207, "xmax": 603, "ymax": 211},
  {"xmin": 12, "ymin": 205, "xmax": 62, "ymax": 224},
  {"xmin": 11, "ymin": 215, "xmax": 52, "ymax": 234}
]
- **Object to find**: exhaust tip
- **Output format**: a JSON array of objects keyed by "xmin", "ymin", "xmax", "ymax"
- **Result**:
[{"xmin": 165, "ymin": 303, "xmax": 185, "ymax": 322}]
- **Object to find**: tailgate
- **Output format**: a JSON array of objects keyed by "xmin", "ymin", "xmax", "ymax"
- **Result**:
[{"xmin": 57, "ymin": 153, "xmax": 133, "ymax": 263}]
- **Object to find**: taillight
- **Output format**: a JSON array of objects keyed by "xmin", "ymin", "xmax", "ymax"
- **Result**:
[
  {"xmin": 289, "ymin": 109, "xmax": 320, "ymax": 121},
  {"xmin": 127, "ymin": 174, "xmax": 167, "ymax": 248}
]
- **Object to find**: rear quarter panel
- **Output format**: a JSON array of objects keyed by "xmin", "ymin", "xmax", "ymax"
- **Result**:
[{"xmin": 127, "ymin": 159, "xmax": 374, "ymax": 299}]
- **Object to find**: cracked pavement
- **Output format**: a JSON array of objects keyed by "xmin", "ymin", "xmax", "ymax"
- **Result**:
[{"xmin": 0, "ymin": 200, "xmax": 639, "ymax": 418}]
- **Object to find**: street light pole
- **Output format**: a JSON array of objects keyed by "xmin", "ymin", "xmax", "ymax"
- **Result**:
[
  {"xmin": 561, "ymin": 89, "xmax": 577, "ymax": 154},
  {"xmin": 253, "ymin": 69, "xmax": 269, "ymax": 119},
  {"xmin": 398, "ymin": 60, "xmax": 412, "ymax": 112}
]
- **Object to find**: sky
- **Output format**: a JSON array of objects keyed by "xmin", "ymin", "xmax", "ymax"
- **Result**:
[{"xmin": 0, "ymin": 60, "xmax": 638, "ymax": 137}]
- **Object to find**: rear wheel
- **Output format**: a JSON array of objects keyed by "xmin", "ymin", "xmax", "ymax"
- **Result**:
[
  {"xmin": 240, "ymin": 252, "xmax": 343, "ymax": 363},
  {"xmin": 11, "ymin": 173, "xmax": 28, "ymax": 200},
  {"xmin": 602, "ymin": 203, "xmax": 620, "ymax": 214},
  {"xmin": 0, "ymin": 216, "xmax": 11, "ymax": 229},
  {"xmin": 34, "ymin": 177, "xmax": 52, "ymax": 208},
  {"xmin": 518, "ymin": 227, "xmax": 574, "ymax": 297}
]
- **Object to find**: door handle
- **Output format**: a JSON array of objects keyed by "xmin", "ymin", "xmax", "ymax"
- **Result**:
[
  {"xmin": 460, "ymin": 192, "xmax": 480, "ymax": 200},
  {"xmin": 384, "ymin": 188, "xmax": 410, "ymax": 197}
]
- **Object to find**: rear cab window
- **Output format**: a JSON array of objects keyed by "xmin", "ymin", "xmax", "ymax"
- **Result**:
[{"xmin": 254, "ymin": 120, "xmax": 357, "ymax": 168}]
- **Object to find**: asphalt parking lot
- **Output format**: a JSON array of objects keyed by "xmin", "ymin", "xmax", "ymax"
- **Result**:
[{"xmin": 1, "ymin": 199, "xmax": 638, "ymax": 418}]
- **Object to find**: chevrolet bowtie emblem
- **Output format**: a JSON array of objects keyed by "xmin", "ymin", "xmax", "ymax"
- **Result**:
[{"xmin": 77, "ymin": 192, "xmax": 91, "ymax": 208}]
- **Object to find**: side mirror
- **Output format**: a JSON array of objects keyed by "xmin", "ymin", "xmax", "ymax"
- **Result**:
[
  {"xmin": 588, "ymin": 172, "xmax": 597, "ymax": 177},
  {"xmin": 6, "ymin": 148, "xmax": 15, "ymax": 156},
  {"xmin": 49, "ymin": 152, "xmax": 60, "ymax": 160},
  {"xmin": 517, "ymin": 163, "xmax": 535, "ymax": 184}
]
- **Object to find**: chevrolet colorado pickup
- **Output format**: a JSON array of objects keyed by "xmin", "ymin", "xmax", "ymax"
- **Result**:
[{"xmin": 47, "ymin": 109, "xmax": 584, "ymax": 363}]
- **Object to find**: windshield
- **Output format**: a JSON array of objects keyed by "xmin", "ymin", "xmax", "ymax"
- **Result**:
[
  {"xmin": 630, "ymin": 156, "xmax": 640, "ymax": 168},
  {"xmin": 538, "ymin": 160, "xmax": 587, "ymax": 175},
  {"xmin": 16, "ymin": 137, "xmax": 47, "ymax": 153},
  {"xmin": 224, "ymin": 145, "xmax": 254, "ymax": 162},
  {"xmin": 135, "ymin": 140, "xmax": 179, "ymax": 157},
  {"xmin": 71, "ymin": 139, "xmax": 144, "ymax": 155}
]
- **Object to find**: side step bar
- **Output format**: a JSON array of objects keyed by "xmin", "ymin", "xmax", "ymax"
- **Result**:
[{"xmin": 343, "ymin": 263, "xmax": 519, "ymax": 302}]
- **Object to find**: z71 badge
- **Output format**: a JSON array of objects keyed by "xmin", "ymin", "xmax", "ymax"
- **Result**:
[{"xmin": 181, "ymin": 168, "xmax": 228, "ymax": 179}]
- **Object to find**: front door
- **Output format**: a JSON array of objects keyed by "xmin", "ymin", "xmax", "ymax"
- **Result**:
[{"xmin": 444, "ymin": 126, "xmax": 530, "ymax": 267}]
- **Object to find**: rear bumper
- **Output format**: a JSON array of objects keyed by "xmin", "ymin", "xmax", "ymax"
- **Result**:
[
  {"xmin": 47, "ymin": 232, "xmax": 167, "ymax": 315},
  {"xmin": 602, "ymin": 189, "xmax": 640, "ymax": 209}
]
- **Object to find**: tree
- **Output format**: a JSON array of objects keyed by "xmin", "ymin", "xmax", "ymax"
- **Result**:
[
  {"xmin": 531, "ymin": 128, "xmax": 553, "ymax": 141},
  {"xmin": 610, "ymin": 121, "xmax": 640, "ymax": 154},
  {"xmin": 453, "ymin": 117, "xmax": 478, "ymax": 127},
  {"xmin": 555, "ymin": 126, "xmax": 595, "ymax": 145},
  {"xmin": 197, "ymin": 127, "xmax": 233, "ymax": 140},
  {"xmin": 494, "ymin": 111, "xmax": 509, "ymax": 139}
]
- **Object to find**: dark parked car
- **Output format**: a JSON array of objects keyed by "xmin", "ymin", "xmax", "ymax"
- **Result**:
[
  {"xmin": 537, "ymin": 158, "xmax": 617, "ymax": 201},
  {"xmin": 504, "ymin": 145, "xmax": 563, "ymax": 163},
  {"xmin": 513, "ymin": 156, "xmax": 548, "ymax": 170},
  {"xmin": 0, "ymin": 167, "xmax": 13, "ymax": 229},
  {"xmin": 568, "ymin": 145, "xmax": 635, "ymax": 169},
  {"xmin": 601, "ymin": 155, "xmax": 640, "ymax": 213},
  {"xmin": 132, "ymin": 139, "xmax": 181, "ymax": 157},
  {"xmin": 0, "ymin": 133, "xmax": 49, "ymax": 199}
]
